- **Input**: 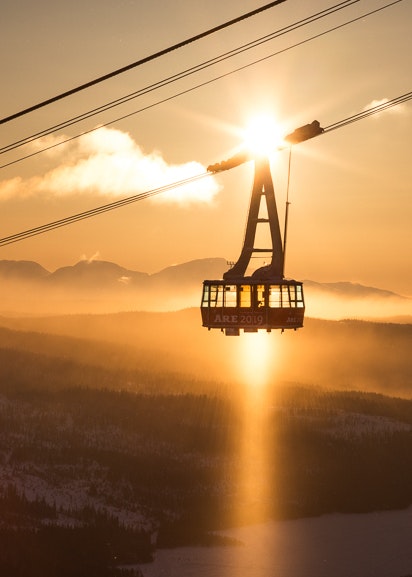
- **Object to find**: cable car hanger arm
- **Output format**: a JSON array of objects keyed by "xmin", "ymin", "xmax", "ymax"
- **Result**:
[{"xmin": 207, "ymin": 120, "xmax": 324, "ymax": 173}]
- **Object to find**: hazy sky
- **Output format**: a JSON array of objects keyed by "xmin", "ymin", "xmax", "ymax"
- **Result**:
[{"xmin": 1, "ymin": 0, "xmax": 411, "ymax": 294}]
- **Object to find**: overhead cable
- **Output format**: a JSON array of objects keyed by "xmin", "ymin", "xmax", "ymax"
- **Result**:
[
  {"xmin": 1, "ymin": 0, "xmax": 359, "ymax": 155},
  {"xmin": 0, "ymin": 172, "xmax": 210, "ymax": 247},
  {"xmin": 324, "ymin": 92, "xmax": 412, "ymax": 131},
  {"xmin": 0, "ymin": 0, "xmax": 287, "ymax": 125},
  {"xmin": 1, "ymin": 0, "xmax": 403, "ymax": 170},
  {"xmin": 0, "ymin": 91, "xmax": 410, "ymax": 248}
]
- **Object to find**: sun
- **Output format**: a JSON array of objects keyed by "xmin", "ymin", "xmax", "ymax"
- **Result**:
[{"xmin": 241, "ymin": 113, "xmax": 285, "ymax": 158}]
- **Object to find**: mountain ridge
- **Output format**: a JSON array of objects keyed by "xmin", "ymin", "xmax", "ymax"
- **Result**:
[
  {"xmin": 0, "ymin": 257, "xmax": 408, "ymax": 296},
  {"xmin": 0, "ymin": 258, "xmax": 410, "ymax": 318}
]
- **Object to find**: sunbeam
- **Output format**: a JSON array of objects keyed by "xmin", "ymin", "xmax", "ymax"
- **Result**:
[{"xmin": 230, "ymin": 333, "xmax": 277, "ymax": 532}]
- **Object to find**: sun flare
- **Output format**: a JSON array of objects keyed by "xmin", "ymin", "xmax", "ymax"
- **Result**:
[{"xmin": 241, "ymin": 114, "xmax": 285, "ymax": 158}]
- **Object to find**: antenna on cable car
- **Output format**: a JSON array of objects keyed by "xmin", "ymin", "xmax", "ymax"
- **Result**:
[
  {"xmin": 200, "ymin": 120, "xmax": 323, "ymax": 336},
  {"xmin": 282, "ymin": 147, "xmax": 292, "ymax": 279}
]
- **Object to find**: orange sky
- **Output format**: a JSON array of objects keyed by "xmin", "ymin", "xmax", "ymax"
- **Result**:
[{"xmin": 1, "ymin": 0, "xmax": 411, "ymax": 295}]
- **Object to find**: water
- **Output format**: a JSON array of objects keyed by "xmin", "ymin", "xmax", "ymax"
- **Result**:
[{"xmin": 139, "ymin": 507, "xmax": 412, "ymax": 577}]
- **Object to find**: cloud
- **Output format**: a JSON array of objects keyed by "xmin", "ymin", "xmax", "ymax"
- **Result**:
[
  {"xmin": 29, "ymin": 133, "xmax": 73, "ymax": 156},
  {"xmin": 0, "ymin": 127, "xmax": 221, "ymax": 204},
  {"xmin": 0, "ymin": 177, "xmax": 26, "ymax": 200},
  {"xmin": 118, "ymin": 276, "xmax": 131, "ymax": 285},
  {"xmin": 80, "ymin": 251, "xmax": 101, "ymax": 263}
]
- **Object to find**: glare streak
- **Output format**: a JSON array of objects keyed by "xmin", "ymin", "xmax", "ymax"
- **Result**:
[{"xmin": 231, "ymin": 333, "xmax": 275, "ymax": 530}]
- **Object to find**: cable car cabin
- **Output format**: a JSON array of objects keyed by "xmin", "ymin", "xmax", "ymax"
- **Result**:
[{"xmin": 201, "ymin": 279, "xmax": 305, "ymax": 336}]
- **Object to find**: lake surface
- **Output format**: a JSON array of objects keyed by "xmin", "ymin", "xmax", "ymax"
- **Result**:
[{"xmin": 139, "ymin": 507, "xmax": 412, "ymax": 577}]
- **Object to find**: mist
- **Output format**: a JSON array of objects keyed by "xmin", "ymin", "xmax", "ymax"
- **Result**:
[
  {"xmin": 0, "ymin": 258, "xmax": 410, "ymax": 320},
  {"xmin": 0, "ymin": 305, "xmax": 410, "ymax": 401}
]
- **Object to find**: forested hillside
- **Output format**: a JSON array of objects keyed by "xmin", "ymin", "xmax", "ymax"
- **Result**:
[
  {"xmin": 0, "ymin": 311, "xmax": 411, "ymax": 575},
  {"xmin": 0, "ymin": 310, "xmax": 410, "ymax": 397}
]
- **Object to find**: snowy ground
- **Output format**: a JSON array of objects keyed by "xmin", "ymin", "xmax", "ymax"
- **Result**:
[{"xmin": 138, "ymin": 507, "xmax": 412, "ymax": 577}]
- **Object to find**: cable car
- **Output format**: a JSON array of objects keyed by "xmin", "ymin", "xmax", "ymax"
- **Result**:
[
  {"xmin": 201, "ymin": 278, "xmax": 304, "ymax": 335},
  {"xmin": 201, "ymin": 154, "xmax": 305, "ymax": 336}
]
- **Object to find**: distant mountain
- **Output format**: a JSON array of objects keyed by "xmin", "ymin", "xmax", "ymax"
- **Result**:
[
  {"xmin": 304, "ymin": 280, "xmax": 407, "ymax": 301},
  {"xmin": 0, "ymin": 258, "xmax": 227, "ymax": 287},
  {"xmin": 151, "ymin": 258, "xmax": 228, "ymax": 285},
  {"xmin": 0, "ymin": 258, "xmax": 410, "ymax": 319},
  {"xmin": 49, "ymin": 259, "xmax": 149, "ymax": 287},
  {"xmin": 0, "ymin": 259, "xmax": 49, "ymax": 280},
  {"xmin": 303, "ymin": 279, "xmax": 411, "ymax": 321}
]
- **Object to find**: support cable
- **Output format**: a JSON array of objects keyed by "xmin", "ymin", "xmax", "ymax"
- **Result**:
[
  {"xmin": 0, "ymin": 172, "xmax": 210, "ymax": 247},
  {"xmin": 0, "ymin": 0, "xmax": 359, "ymax": 155},
  {"xmin": 0, "ymin": 91, "xmax": 410, "ymax": 248},
  {"xmin": 324, "ymin": 92, "xmax": 412, "ymax": 131},
  {"xmin": 0, "ymin": 0, "xmax": 403, "ymax": 170},
  {"xmin": 0, "ymin": 0, "xmax": 287, "ymax": 125}
]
